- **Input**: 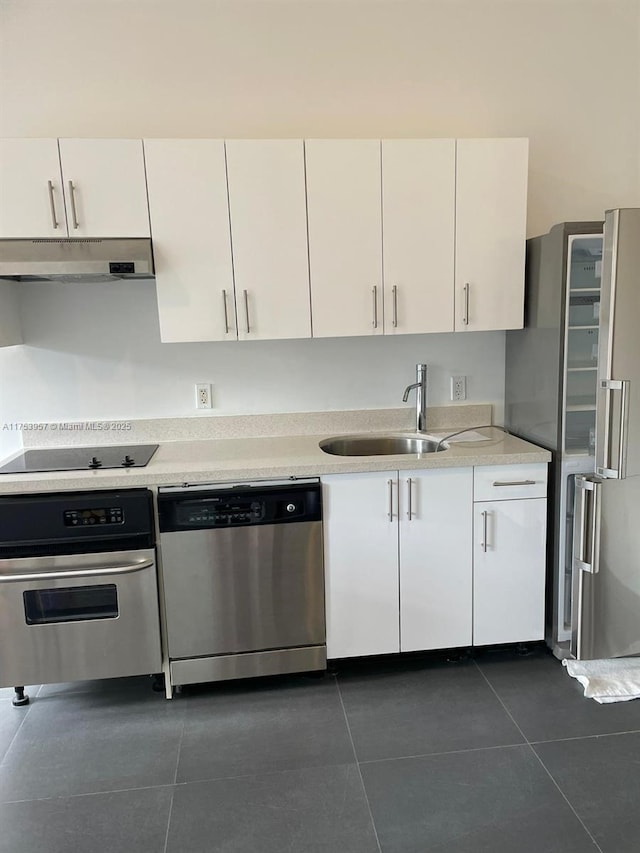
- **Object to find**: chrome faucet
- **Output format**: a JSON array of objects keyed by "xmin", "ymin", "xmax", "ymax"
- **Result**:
[{"xmin": 402, "ymin": 364, "xmax": 428, "ymax": 433}]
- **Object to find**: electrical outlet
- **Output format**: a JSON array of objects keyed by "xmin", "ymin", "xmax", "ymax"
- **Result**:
[
  {"xmin": 451, "ymin": 375, "xmax": 467, "ymax": 402},
  {"xmin": 195, "ymin": 383, "xmax": 213, "ymax": 410}
]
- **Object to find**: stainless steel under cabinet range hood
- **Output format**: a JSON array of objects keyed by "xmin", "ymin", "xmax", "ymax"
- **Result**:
[{"xmin": 0, "ymin": 238, "xmax": 155, "ymax": 282}]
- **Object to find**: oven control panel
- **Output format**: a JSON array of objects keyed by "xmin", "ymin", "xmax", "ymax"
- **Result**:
[{"xmin": 63, "ymin": 507, "xmax": 124, "ymax": 527}]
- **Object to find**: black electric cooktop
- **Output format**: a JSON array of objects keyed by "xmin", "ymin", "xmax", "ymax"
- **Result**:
[{"xmin": 0, "ymin": 444, "xmax": 159, "ymax": 474}]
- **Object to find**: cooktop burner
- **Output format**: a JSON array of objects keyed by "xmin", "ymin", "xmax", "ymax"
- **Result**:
[{"xmin": 0, "ymin": 444, "xmax": 159, "ymax": 474}]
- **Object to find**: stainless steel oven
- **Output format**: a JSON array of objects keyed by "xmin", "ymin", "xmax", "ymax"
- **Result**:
[
  {"xmin": 157, "ymin": 480, "xmax": 325, "ymax": 694},
  {"xmin": 0, "ymin": 489, "xmax": 162, "ymax": 705}
]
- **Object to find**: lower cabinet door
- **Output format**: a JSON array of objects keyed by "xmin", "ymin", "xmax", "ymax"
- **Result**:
[
  {"xmin": 400, "ymin": 468, "xmax": 473, "ymax": 651},
  {"xmin": 321, "ymin": 472, "xmax": 399, "ymax": 658},
  {"xmin": 473, "ymin": 498, "xmax": 546, "ymax": 645}
]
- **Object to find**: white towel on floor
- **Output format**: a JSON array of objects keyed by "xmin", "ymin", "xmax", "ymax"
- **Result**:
[{"xmin": 563, "ymin": 657, "xmax": 640, "ymax": 703}]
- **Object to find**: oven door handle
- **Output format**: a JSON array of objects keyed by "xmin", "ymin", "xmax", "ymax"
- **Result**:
[{"xmin": 0, "ymin": 557, "xmax": 154, "ymax": 583}]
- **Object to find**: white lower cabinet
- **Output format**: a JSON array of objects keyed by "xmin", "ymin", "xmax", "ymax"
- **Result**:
[
  {"xmin": 322, "ymin": 468, "xmax": 472, "ymax": 658},
  {"xmin": 322, "ymin": 463, "xmax": 547, "ymax": 659},
  {"xmin": 473, "ymin": 497, "xmax": 547, "ymax": 645},
  {"xmin": 322, "ymin": 471, "xmax": 399, "ymax": 658},
  {"xmin": 400, "ymin": 468, "xmax": 473, "ymax": 651}
]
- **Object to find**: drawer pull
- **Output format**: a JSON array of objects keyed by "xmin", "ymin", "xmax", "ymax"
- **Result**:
[{"xmin": 492, "ymin": 480, "xmax": 536, "ymax": 487}]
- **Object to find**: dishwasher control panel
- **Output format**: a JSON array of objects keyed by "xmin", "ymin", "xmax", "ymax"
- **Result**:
[
  {"xmin": 176, "ymin": 498, "xmax": 265, "ymax": 527},
  {"xmin": 158, "ymin": 483, "xmax": 321, "ymax": 532}
]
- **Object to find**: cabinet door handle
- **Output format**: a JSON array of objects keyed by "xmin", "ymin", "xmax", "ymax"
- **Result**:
[
  {"xmin": 387, "ymin": 478, "xmax": 394, "ymax": 521},
  {"xmin": 68, "ymin": 180, "xmax": 79, "ymax": 229},
  {"xmin": 243, "ymin": 289, "xmax": 250, "ymax": 334},
  {"xmin": 492, "ymin": 480, "xmax": 536, "ymax": 487},
  {"xmin": 222, "ymin": 289, "xmax": 230, "ymax": 334},
  {"xmin": 372, "ymin": 286, "xmax": 378, "ymax": 329},
  {"xmin": 392, "ymin": 285, "xmax": 398, "ymax": 327},
  {"xmin": 406, "ymin": 477, "xmax": 413, "ymax": 519},
  {"xmin": 481, "ymin": 510, "xmax": 489, "ymax": 552},
  {"xmin": 47, "ymin": 181, "xmax": 59, "ymax": 229},
  {"xmin": 463, "ymin": 283, "xmax": 470, "ymax": 325}
]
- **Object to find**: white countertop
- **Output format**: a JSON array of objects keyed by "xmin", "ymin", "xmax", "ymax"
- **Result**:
[{"xmin": 0, "ymin": 427, "xmax": 551, "ymax": 494}]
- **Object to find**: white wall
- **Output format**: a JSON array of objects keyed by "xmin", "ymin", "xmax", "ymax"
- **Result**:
[
  {"xmin": 1, "ymin": 281, "xmax": 506, "ymax": 421},
  {"xmin": 0, "ymin": 0, "xmax": 639, "ymax": 430}
]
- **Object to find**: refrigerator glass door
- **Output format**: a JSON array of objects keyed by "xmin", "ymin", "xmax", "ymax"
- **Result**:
[
  {"xmin": 596, "ymin": 209, "xmax": 640, "ymax": 478},
  {"xmin": 564, "ymin": 235, "xmax": 602, "ymax": 456}
]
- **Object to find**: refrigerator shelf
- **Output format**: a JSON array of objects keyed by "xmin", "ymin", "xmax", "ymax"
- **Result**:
[
  {"xmin": 570, "ymin": 288, "xmax": 600, "ymax": 294},
  {"xmin": 567, "ymin": 363, "xmax": 597, "ymax": 372},
  {"xmin": 566, "ymin": 402, "xmax": 596, "ymax": 412},
  {"xmin": 568, "ymin": 324, "xmax": 598, "ymax": 330}
]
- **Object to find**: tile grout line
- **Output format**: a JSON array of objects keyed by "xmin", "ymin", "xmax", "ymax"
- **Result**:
[
  {"xmin": 0, "ymin": 759, "xmax": 368, "ymax": 806},
  {"xmin": 333, "ymin": 675, "xmax": 383, "ymax": 853},
  {"xmin": 0, "ymin": 694, "xmax": 36, "ymax": 771},
  {"xmin": 473, "ymin": 660, "xmax": 605, "ymax": 853},
  {"xmin": 0, "ymin": 781, "xmax": 178, "ymax": 806},
  {"xmin": 162, "ymin": 703, "xmax": 186, "ymax": 853},
  {"xmin": 162, "ymin": 791, "xmax": 175, "ymax": 853},
  {"xmin": 530, "ymin": 727, "xmax": 640, "ymax": 746},
  {"xmin": 172, "ymin": 713, "xmax": 186, "ymax": 786},
  {"xmin": 358, "ymin": 740, "xmax": 527, "ymax": 767}
]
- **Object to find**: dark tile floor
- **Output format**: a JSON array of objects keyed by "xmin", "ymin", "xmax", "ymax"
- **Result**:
[{"xmin": 2, "ymin": 647, "xmax": 640, "ymax": 852}]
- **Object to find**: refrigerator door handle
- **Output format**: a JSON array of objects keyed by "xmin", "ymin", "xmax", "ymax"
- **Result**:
[
  {"xmin": 573, "ymin": 477, "xmax": 600, "ymax": 575},
  {"xmin": 571, "ymin": 476, "xmax": 601, "ymax": 660},
  {"xmin": 599, "ymin": 379, "xmax": 630, "ymax": 479},
  {"xmin": 587, "ymin": 478, "xmax": 601, "ymax": 576}
]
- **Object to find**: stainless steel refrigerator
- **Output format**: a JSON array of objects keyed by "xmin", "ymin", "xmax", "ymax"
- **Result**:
[
  {"xmin": 506, "ymin": 208, "xmax": 640, "ymax": 660},
  {"xmin": 571, "ymin": 208, "xmax": 640, "ymax": 659}
]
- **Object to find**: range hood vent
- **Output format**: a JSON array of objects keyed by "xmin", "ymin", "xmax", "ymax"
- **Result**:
[{"xmin": 0, "ymin": 238, "xmax": 155, "ymax": 282}]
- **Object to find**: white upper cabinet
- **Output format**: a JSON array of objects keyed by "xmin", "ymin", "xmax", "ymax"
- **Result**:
[
  {"xmin": 144, "ymin": 139, "xmax": 235, "ymax": 343},
  {"xmin": 0, "ymin": 138, "xmax": 150, "ymax": 239},
  {"xmin": 382, "ymin": 139, "xmax": 456, "ymax": 334},
  {"xmin": 0, "ymin": 138, "xmax": 65, "ymax": 238},
  {"xmin": 454, "ymin": 138, "xmax": 528, "ymax": 332},
  {"xmin": 225, "ymin": 140, "xmax": 311, "ymax": 341},
  {"xmin": 57, "ymin": 139, "xmax": 150, "ymax": 238},
  {"xmin": 306, "ymin": 140, "xmax": 383, "ymax": 338}
]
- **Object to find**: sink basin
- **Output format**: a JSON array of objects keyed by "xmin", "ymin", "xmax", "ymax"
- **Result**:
[{"xmin": 319, "ymin": 433, "xmax": 449, "ymax": 457}]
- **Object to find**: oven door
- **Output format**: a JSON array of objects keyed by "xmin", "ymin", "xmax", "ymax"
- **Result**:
[{"xmin": 0, "ymin": 548, "xmax": 162, "ymax": 687}]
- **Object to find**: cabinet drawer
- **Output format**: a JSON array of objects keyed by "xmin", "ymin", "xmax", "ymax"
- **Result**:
[{"xmin": 473, "ymin": 463, "xmax": 547, "ymax": 501}]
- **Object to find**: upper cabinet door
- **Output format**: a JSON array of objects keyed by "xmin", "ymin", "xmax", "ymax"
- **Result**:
[
  {"xmin": 0, "ymin": 138, "xmax": 66, "ymax": 237},
  {"xmin": 58, "ymin": 139, "xmax": 150, "ymax": 238},
  {"xmin": 306, "ymin": 140, "xmax": 383, "ymax": 338},
  {"xmin": 382, "ymin": 139, "xmax": 455, "ymax": 334},
  {"xmin": 226, "ymin": 140, "xmax": 311, "ymax": 341},
  {"xmin": 144, "ymin": 139, "xmax": 235, "ymax": 343},
  {"xmin": 455, "ymin": 138, "xmax": 528, "ymax": 332}
]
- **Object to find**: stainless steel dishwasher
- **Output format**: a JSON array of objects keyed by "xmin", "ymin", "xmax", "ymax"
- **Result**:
[{"xmin": 157, "ymin": 479, "xmax": 325, "ymax": 693}]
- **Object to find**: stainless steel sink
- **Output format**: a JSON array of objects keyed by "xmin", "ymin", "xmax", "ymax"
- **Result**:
[{"xmin": 319, "ymin": 433, "xmax": 449, "ymax": 457}]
